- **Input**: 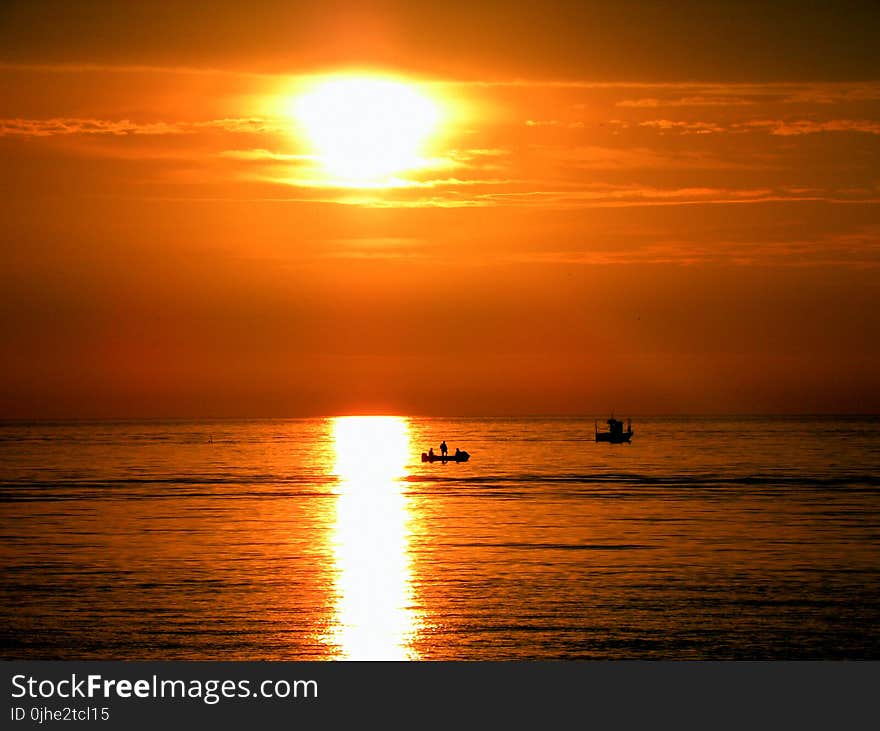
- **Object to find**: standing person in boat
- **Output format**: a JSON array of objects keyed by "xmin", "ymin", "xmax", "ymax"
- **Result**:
[{"xmin": 440, "ymin": 440, "xmax": 448, "ymax": 458}]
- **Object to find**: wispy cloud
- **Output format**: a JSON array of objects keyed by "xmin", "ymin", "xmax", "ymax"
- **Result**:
[
  {"xmin": 94, "ymin": 185, "xmax": 880, "ymax": 213},
  {"xmin": 780, "ymin": 85, "xmax": 880, "ymax": 104},
  {"xmin": 743, "ymin": 119, "xmax": 880, "ymax": 136},
  {"xmin": 446, "ymin": 148, "xmax": 510, "ymax": 169},
  {"xmin": 4, "ymin": 63, "xmax": 880, "ymax": 100},
  {"xmin": 637, "ymin": 119, "xmax": 727, "ymax": 135},
  {"xmin": 507, "ymin": 226, "xmax": 880, "ymax": 267},
  {"xmin": 0, "ymin": 61, "xmax": 274, "ymax": 79},
  {"xmin": 313, "ymin": 184, "xmax": 874, "ymax": 210},
  {"xmin": 617, "ymin": 96, "xmax": 756, "ymax": 108},
  {"xmin": 261, "ymin": 175, "xmax": 517, "ymax": 191},
  {"xmin": 218, "ymin": 149, "xmax": 313, "ymax": 162},
  {"xmin": 0, "ymin": 117, "xmax": 286, "ymax": 137},
  {"xmin": 525, "ymin": 119, "xmax": 584, "ymax": 128},
  {"xmin": 562, "ymin": 146, "xmax": 760, "ymax": 171},
  {"xmin": 610, "ymin": 117, "xmax": 880, "ymax": 136},
  {"xmin": 321, "ymin": 237, "xmax": 429, "ymax": 260}
]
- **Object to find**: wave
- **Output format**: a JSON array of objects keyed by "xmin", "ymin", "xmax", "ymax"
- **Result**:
[
  {"xmin": 1, "ymin": 470, "xmax": 876, "ymax": 503},
  {"xmin": 405, "ymin": 472, "xmax": 880, "ymax": 488}
]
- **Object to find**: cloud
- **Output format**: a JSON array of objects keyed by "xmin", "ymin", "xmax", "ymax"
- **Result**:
[
  {"xmin": 262, "ymin": 175, "xmax": 517, "ymax": 191},
  {"xmin": 4, "ymin": 63, "xmax": 880, "ymax": 100},
  {"xmin": 0, "ymin": 117, "xmax": 286, "ymax": 137},
  {"xmin": 446, "ymin": 148, "xmax": 510, "ymax": 168},
  {"xmin": 743, "ymin": 119, "xmax": 880, "ymax": 136},
  {"xmin": 617, "ymin": 96, "xmax": 756, "ymax": 108},
  {"xmin": 780, "ymin": 85, "xmax": 880, "ymax": 104},
  {"xmin": 421, "ymin": 183, "xmax": 880, "ymax": 210},
  {"xmin": 507, "ymin": 226, "xmax": 880, "ymax": 267},
  {"xmin": 218, "ymin": 149, "xmax": 313, "ymax": 162},
  {"xmin": 100, "ymin": 183, "xmax": 880, "ymax": 212},
  {"xmin": 0, "ymin": 118, "xmax": 185, "ymax": 136},
  {"xmin": 563, "ymin": 146, "xmax": 758, "ymax": 171},
  {"xmin": 0, "ymin": 61, "xmax": 272, "ymax": 79},
  {"xmin": 613, "ymin": 82, "xmax": 880, "ymax": 107},
  {"xmin": 306, "ymin": 184, "xmax": 859, "ymax": 210},
  {"xmin": 525, "ymin": 119, "xmax": 584, "ymax": 128},
  {"xmin": 322, "ymin": 237, "xmax": 429, "ymax": 260},
  {"xmin": 637, "ymin": 119, "xmax": 727, "ymax": 135},
  {"xmin": 610, "ymin": 118, "xmax": 880, "ymax": 137}
]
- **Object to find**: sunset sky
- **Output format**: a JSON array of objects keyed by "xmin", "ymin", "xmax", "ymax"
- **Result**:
[{"xmin": 1, "ymin": 1, "xmax": 878, "ymax": 417}]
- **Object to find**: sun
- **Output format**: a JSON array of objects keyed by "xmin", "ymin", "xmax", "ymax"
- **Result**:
[{"xmin": 291, "ymin": 75, "xmax": 440, "ymax": 185}]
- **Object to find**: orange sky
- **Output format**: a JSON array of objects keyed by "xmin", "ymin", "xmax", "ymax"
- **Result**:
[{"xmin": 1, "ymin": 1, "xmax": 879, "ymax": 417}]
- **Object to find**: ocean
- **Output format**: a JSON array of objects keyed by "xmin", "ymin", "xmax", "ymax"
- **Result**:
[{"xmin": 1, "ymin": 416, "xmax": 878, "ymax": 660}]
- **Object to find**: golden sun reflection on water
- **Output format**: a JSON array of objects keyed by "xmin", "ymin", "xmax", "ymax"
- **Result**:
[{"xmin": 328, "ymin": 416, "xmax": 420, "ymax": 659}]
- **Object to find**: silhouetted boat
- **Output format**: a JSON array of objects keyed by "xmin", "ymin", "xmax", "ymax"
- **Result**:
[
  {"xmin": 421, "ymin": 450, "xmax": 470, "ymax": 463},
  {"xmin": 595, "ymin": 417, "xmax": 633, "ymax": 443}
]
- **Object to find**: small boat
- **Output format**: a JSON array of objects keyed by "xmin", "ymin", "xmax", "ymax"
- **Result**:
[
  {"xmin": 595, "ymin": 417, "xmax": 633, "ymax": 443},
  {"xmin": 422, "ymin": 450, "xmax": 470, "ymax": 463}
]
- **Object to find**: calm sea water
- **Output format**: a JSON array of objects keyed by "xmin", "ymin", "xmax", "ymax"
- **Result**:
[{"xmin": 1, "ymin": 416, "xmax": 878, "ymax": 660}]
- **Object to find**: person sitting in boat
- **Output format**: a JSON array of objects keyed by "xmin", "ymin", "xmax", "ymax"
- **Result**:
[
  {"xmin": 440, "ymin": 441, "xmax": 448, "ymax": 457},
  {"xmin": 428, "ymin": 447, "xmax": 435, "ymax": 459},
  {"xmin": 454, "ymin": 447, "xmax": 461, "ymax": 458}
]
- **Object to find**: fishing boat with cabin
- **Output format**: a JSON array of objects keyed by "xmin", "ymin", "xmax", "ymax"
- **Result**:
[{"xmin": 595, "ymin": 417, "xmax": 633, "ymax": 443}]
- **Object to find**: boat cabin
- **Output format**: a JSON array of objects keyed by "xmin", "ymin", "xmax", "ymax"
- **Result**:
[{"xmin": 595, "ymin": 417, "xmax": 634, "ymax": 443}]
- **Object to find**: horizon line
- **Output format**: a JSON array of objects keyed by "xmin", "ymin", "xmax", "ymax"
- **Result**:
[{"xmin": 1, "ymin": 412, "xmax": 878, "ymax": 423}]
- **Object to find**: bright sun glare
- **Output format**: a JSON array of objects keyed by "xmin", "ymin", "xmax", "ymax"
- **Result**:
[
  {"xmin": 291, "ymin": 76, "xmax": 440, "ymax": 185},
  {"xmin": 329, "ymin": 416, "xmax": 418, "ymax": 659}
]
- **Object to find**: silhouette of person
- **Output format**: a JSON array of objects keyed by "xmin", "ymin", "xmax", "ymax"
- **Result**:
[
  {"xmin": 440, "ymin": 440, "xmax": 448, "ymax": 457},
  {"xmin": 428, "ymin": 447, "xmax": 435, "ymax": 459},
  {"xmin": 454, "ymin": 447, "xmax": 461, "ymax": 458}
]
